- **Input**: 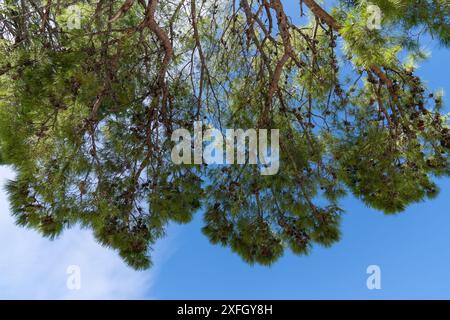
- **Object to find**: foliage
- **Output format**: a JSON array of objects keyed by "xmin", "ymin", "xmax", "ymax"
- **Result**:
[{"xmin": 0, "ymin": 0, "xmax": 448, "ymax": 269}]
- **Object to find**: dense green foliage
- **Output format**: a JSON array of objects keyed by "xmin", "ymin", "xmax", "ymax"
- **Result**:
[{"xmin": 0, "ymin": 0, "xmax": 449, "ymax": 269}]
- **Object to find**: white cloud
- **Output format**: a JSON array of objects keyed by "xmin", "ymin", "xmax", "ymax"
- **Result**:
[{"xmin": 0, "ymin": 166, "xmax": 169, "ymax": 299}]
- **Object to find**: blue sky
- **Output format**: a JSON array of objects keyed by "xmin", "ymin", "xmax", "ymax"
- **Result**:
[
  {"xmin": 150, "ymin": 40, "xmax": 450, "ymax": 299},
  {"xmin": 0, "ymin": 2, "xmax": 449, "ymax": 299}
]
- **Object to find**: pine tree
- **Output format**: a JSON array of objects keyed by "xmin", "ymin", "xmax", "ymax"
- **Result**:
[{"xmin": 0, "ymin": 0, "xmax": 448, "ymax": 269}]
